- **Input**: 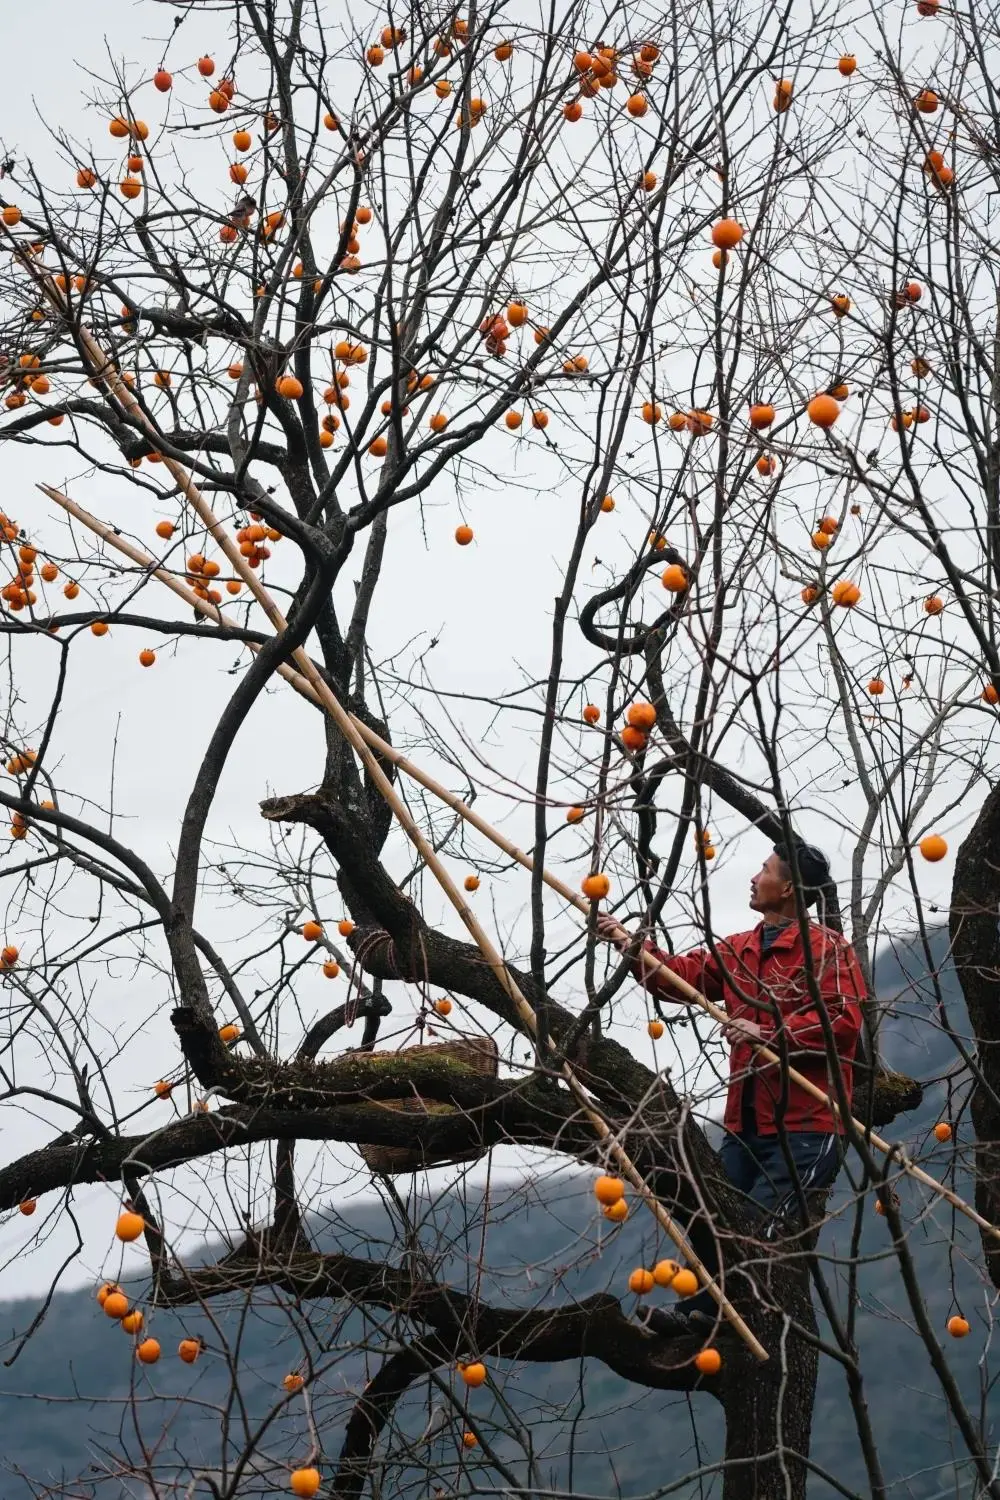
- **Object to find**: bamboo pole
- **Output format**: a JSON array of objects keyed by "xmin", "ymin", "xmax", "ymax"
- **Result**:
[
  {"xmin": 43, "ymin": 479, "xmax": 1000, "ymax": 1255},
  {"xmin": 347, "ymin": 733, "xmax": 1000, "ymax": 1243},
  {"xmin": 37, "ymin": 491, "xmax": 767, "ymax": 1355}
]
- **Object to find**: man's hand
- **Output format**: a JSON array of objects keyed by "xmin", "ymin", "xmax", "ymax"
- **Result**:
[
  {"xmin": 594, "ymin": 913, "xmax": 630, "ymax": 950},
  {"xmin": 721, "ymin": 1018, "xmax": 764, "ymax": 1047}
]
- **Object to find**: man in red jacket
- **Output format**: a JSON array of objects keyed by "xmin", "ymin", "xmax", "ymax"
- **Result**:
[{"xmin": 598, "ymin": 842, "xmax": 864, "ymax": 1239}]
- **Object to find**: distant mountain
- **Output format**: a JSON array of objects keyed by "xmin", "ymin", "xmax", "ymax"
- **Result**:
[{"xmin": 0, "ymin": 929, "xmax": 989, "ymax": 1498}]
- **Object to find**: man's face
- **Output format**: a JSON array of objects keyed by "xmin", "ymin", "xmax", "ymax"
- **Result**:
[{"xmin": 749, "ymin": 853, "xmax": 791, "ymax": 914}]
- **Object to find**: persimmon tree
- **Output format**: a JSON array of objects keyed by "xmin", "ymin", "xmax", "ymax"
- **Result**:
[{"xmin": 1, "ymin": 1, "xmax": 999, "ymax": 1498}]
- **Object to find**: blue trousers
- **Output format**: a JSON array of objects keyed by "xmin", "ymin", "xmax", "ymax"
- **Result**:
[
  {"xmin": 719, "ymin": 1129, "xmax": 842, "ymax": 1220},
  {"xmin": 682, "ymin": 1131, "xmax": 842, "ymax": 1319}
]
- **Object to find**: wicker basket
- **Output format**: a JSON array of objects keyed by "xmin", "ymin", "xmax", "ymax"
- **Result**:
[{"xmin": 358, "ymin": 1036, "xmax": 499, "ymax": 1175}]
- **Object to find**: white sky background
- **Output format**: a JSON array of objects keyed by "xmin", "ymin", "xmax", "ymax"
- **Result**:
[{"xmin": 0, "ymin": 0, "xmax": 982, "ymax": 1299}]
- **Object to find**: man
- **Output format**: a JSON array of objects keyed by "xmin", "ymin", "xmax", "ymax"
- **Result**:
[{"xmin": 597, "ymin": 843, "xmax": 864, "ymax": 1324}]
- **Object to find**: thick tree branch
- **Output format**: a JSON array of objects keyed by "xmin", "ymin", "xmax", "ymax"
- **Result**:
[
  {"xmin": 156, "ymin": 1248, "xmax": 711, "ymax": 1393},
  {"xmin": 0, "ymin": 1077, "xmax": 588, "ymax": 1215},
  {"xmin": 333, "ymin": 1345, "xmax": 440, "ymax": 1500}
]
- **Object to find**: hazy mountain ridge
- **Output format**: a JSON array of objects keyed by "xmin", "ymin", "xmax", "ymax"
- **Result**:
[{"xmin": 0, "ymin": 929, "xmax": 990, "ymax": 1498}]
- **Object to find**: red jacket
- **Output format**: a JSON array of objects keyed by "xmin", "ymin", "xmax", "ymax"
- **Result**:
[{"xmin": 635, "ymin": 921, "xmax": 864, "ymax": 1135}]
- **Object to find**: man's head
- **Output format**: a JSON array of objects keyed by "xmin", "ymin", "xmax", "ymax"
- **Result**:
[{"xmin": 749, "ymin": 843, "xmax": 831, "ymax": 918}]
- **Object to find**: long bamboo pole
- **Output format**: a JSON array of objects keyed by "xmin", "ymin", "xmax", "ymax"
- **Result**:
[
  {"xmin": 42, "ymin": 480, "xmax": 1000, "ymax": 1254},
  {"xmin": 347, "ymin": 735, "xmax": 1000, "ymax": 1243},
  {"xmin": 37, "ymin": 490, "xmax": 767, "ymax": 1352}
]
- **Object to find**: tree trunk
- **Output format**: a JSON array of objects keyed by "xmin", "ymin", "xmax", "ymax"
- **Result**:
[
  {"xmin": 721, "ymin": 1280, "xmax": 818, "ymax": 1500},
  {"xmin": 949, "ymin": 777, "xmax": 1000, "ymax": 1286}
]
